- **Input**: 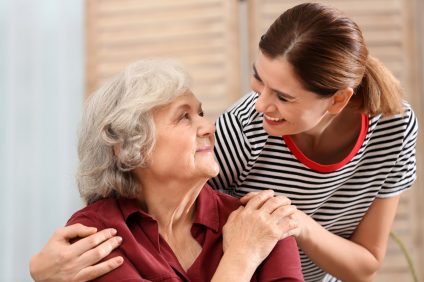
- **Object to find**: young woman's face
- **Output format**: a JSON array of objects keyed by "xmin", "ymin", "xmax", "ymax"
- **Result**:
[
  {"xmin": 147, "ymin": 92, "xmax": 219, "ymax": 182},
  {"xmin": 251, "ymin": 52, "xmax": 333, "ymax": 137}
]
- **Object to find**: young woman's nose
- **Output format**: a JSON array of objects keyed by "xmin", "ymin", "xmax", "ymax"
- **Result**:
[{"xmin": 255, "ymin": 86, "xmax": 275, "ymax": 113}]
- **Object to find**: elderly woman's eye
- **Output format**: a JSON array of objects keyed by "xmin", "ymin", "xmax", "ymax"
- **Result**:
[{"xmin": 181, "ymin": 112, "xmax": 190, "ymax": 120}]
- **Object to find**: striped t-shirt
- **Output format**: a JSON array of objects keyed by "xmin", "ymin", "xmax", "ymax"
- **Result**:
[{"xmin": 208, "ymin": 92, "xmax": 417, "ymax": 282}]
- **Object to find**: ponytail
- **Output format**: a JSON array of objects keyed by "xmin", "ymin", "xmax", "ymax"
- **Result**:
[{"xmin": 353, "ymin": 56, "xmax": 404, "ymax": 116}]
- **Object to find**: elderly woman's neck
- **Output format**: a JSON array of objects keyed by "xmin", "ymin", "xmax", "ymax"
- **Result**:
[{"xmin": 136, "ymin": 177, "xmax": 208, "ymax": 231}]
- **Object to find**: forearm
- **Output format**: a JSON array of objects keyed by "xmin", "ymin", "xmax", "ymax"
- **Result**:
[{"xmin": 297, "ymin": 212, "xmax": 380, "ymax": 282}]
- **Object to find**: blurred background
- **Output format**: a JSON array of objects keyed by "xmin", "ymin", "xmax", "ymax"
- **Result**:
[{"xmin": 0, "ymin": 0, "xmax": 422, "ymax": 281}]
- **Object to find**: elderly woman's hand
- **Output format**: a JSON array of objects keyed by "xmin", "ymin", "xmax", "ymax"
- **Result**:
[
  {"xmin": 222, "ymin": 190, "xmax": 298, "ymax": 267},
  {"xmin": 29, "ymin": 224, "xmax": 123, "ymax": 282}
]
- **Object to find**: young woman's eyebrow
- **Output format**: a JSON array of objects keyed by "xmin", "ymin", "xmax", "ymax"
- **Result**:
[
  {"xmin": 252, "ymin": 64, "xmax": 262, "ymax": 81},
  {"xmin": 252, "ymin": 64, "xmax": 295, "ymax": 100}
]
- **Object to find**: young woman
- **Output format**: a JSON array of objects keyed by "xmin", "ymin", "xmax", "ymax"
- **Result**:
[{"xmin": 30, "ymin": 3, "xmax": 417, "ymax": 282}]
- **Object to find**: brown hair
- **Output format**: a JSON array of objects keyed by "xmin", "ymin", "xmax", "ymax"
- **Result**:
[{"xmin": 259, "ymin": 2, "xmax": 403, "ymax": 116}]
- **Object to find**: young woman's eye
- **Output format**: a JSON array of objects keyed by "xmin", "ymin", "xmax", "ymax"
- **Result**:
[
  {"xmin": 253, "ymin": 74, "xmax": 263, "ymax": 84},
  {"xmin": 277, "ymin": 94, "xmax": 289, "ymax": 102},
  {"xmin": 199, "ymin": 111, "xmax": 204, "ymax": 117}
]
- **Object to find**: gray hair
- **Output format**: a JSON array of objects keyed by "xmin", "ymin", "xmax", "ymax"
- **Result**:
[{"xmin": 77, "ymin": 59, "xmax": 192, "ymax": 204}]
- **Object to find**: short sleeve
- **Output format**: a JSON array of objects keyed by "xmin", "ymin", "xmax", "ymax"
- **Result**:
[
  {"xmin": 378, "ymin": 105, "xmax": 418, "ymax": 198},
  {"xmin": 254, "ymin": 236, "xmax": 304, "ymax": 281},
  {"xmin": 67, "ymin": 213, "xmax": 149, "ymax": 282}
]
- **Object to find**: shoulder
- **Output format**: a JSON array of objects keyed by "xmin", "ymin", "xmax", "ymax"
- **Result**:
[
  {"xmin": 256, "ymin": 236, "xmax": 303, "ymax": 281},
  {"xmin": 67, "ymin": 198, "xmax": 121, "ymax": 229},
  {"xmin": 400, "ymin": 102, "xmax": 418, "ymax": 136},
  {"xmin": 374, "ymin": 102, "xmax": 417, "ymax": 129},
  {"xmin": 370, "ymin": 101, "xmax": 418, "ymax": 140},
  {"xmin": 225, "ymin": 92, "xmax": 258, "ymax": 115},
  {"xmin": 217, "ymin": 92, "xmax": 261, "ymax": 128},
  {"xmin": 215, "ymin": 92, "xmax": 267, "ymax": 147}
]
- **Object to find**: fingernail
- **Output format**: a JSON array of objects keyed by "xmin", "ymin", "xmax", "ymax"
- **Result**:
[
  {"xmin": 116, "ymin": 236, "xmax": 123, "ymax": 244},
  {"xmin": 110, "ymin": 228, "xmax": 117, "ymax": 236}
]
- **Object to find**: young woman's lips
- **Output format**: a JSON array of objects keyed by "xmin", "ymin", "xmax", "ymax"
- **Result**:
[{"xmin": 264, "ymin": 114, "xmax": 286, "ymax": 125}]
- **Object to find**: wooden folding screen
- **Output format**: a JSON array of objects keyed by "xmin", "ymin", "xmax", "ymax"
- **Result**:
[
  {"xmin": 86, "ymin": 0, "xmax": 240, "ymax": 120},
  {"xmin": 247, "ymin": 1, "xmax": 421, "ymax": 281}
]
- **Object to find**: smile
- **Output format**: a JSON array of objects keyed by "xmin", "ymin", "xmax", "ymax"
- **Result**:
[{"xmin": 264, "ymin": 114, "xmax": 285, "ymax": 122}]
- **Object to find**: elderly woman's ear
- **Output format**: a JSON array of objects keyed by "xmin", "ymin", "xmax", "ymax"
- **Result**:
[
  {"xmin": 113, "ymin": 144, "xmax": 121, "ymax": 156},
  {"xmin": 101, "ymin": 123, "xmax": 122, "ymax": 156}
]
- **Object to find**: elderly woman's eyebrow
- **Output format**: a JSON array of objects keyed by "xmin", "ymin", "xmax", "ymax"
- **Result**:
[{"xmin": 174, "ymin": 101, "xmax": 202, "ymax": 112}]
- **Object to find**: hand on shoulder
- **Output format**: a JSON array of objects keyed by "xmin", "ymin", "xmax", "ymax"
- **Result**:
[
  {"xmin": 223, "ymin": 190, "xmax": 299, "ymax": 266},
  {"xmin": 30, "ymin": 224, "xmax": 123, "ymax": 282}
]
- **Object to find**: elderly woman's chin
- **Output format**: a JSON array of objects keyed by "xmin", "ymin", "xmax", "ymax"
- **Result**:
[{"xmin": 195, "ymin": 152, "xmax": 220, "ymax": 178}]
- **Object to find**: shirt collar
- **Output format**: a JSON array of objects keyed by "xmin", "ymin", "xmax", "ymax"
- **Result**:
[
  {"xmin": 193, "ymin": 184, "xmax": 219, "ymax": 232},
  {"xmin": 118, "ymin": 197, "xmax": 152, "ymax": 222},
  {"xmin": 117, "ymin": 184, "xmax": 219, "ymax": 232}
]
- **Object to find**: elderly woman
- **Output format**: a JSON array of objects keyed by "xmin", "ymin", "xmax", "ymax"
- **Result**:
[{"xmin": 33, "ymin": 59, "xmax": 303, "ymax": 281}]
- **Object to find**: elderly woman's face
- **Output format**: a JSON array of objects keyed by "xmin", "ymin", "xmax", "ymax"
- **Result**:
[{"xmin": 147, "ymin": 91, "xmax": 219, "ymax": 181}]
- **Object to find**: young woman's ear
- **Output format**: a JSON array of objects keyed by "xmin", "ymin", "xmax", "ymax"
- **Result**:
[{"xmin": 327, "ymin": 87, "xmax": 354, "ymax": 114}]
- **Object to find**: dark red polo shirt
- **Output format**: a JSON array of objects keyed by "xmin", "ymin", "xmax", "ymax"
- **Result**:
[{"xmin": 67, "ymin": 185, "xmax": 303, "ymax": 281}]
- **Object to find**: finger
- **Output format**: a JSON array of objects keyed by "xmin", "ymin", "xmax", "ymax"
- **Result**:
[
  {"xmin": 77, "ymin": 236, "xmax": 123, "ymax": 267},
  {"xmin": 271, "ymin": 206, "xmax": 299, "ymax": 239},
  {"xmin": 239, "ymin": 192, "xmax": 260, "ymax": 205},
  {"xmin": 260, "ymin": 196, "xmax": 291, "ymax": 214},
  {"xmin": 226, "ymin": 206, "xmax": 243, "ymax": 222},
  {"xmin": 56, "ymin": 224, "xmax": 98, "ymax": 241},
  {"xmin": 244, "ymin": 190, "xmax": 275, "ymax": 210},
  {"xmin": 280, "ymin": 223, "xmax": 300, "ymax": 240},
  {"xmin": 70, "ymin": 228, "xmax": 118, "ymax": 257},
  {"xmin": 270, "ymin": 205, "xmax": 297, "ymax": 222},
  {"xmin": 75, "ymin": 256, "xmax": 124, "ymax": 281}
]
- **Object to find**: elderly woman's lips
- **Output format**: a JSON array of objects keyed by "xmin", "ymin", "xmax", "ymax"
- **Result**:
[{"xmin": 196, "ymin": 146, "xmax": 212, "ymax": 152}]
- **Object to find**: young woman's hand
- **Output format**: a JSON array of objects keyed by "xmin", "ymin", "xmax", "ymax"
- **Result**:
[
  {"xmin": 239, "ymin": 190, "xmax": 300, "ymax": 238},
  {"xmin": 29, "ymin": 224, "xmax": 123, "ymax": 282}
]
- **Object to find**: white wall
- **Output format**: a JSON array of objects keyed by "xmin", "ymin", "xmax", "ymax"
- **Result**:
[{"xmin": 0, "ymin": 0, "xmax": 84, "ymax": 281}]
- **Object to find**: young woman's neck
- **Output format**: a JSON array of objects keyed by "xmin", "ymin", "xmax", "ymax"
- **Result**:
[{"xmin": 291, "ymin": 108, "xmax": 361, "ymax": 164}]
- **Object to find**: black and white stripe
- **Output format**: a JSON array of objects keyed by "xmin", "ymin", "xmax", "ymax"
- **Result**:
[{"xmin": 209, "ymin": 92, "xmax": 417, "ymax": 282}]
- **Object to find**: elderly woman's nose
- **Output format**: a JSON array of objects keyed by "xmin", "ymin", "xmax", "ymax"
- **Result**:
[{"xmin": 198, "ymin": 118, "xmax": 215, "ymax": 135}]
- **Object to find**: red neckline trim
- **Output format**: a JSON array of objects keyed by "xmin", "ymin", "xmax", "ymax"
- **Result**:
[{"xmin": 282, "ymin": 114, "xmax": 369, "ymax": 173}]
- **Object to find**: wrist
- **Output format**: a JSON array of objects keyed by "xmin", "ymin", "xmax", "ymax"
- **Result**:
[
  {"xmin": 295, "ymin": 210, "xmax": 312, "ymax": 245},
  {"xmin": 29, "ymin": 253, "xmax": 48, "ymax": 282}
]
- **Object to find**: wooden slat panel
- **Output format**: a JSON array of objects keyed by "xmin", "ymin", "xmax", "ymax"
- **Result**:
[
  {"xmin": 247, "ymin": 1, "xmax": 421, "ymax": 281},
  {"xmin": 86, "ymin": 0, "xmax": 240, "ymax": 120}
]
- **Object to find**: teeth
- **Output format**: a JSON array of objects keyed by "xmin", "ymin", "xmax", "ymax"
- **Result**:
[{"xmin": 264, "ymin": 114, "xmax": 284, "ymax": 122}]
